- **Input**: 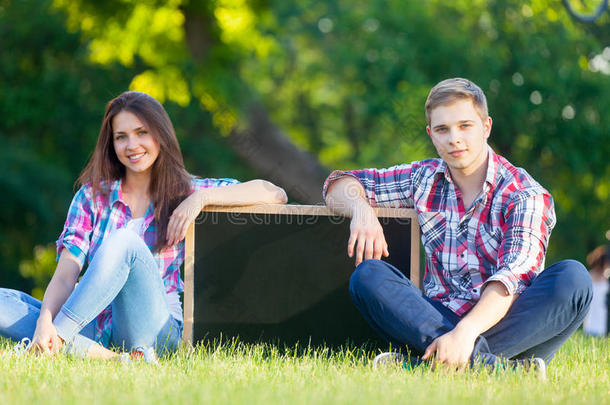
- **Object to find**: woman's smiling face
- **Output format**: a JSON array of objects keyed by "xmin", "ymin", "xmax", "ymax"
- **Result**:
[{"xmin": 112, "ymin": 110, "xmax": 160, "ymax": 178}]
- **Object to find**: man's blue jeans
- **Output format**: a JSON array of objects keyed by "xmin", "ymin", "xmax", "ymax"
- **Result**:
[
  {"xmin": 0, "ymin": 228, "xmax": 182, "ymax": 356},
  {"xmin": 349, "ymin": 259, "xmax": 593, "ymax": 365}
]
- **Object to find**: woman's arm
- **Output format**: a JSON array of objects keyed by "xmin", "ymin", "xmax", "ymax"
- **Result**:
[
  {"xmin": 166, "ymin": 179, "xmax": 288, "ymax": 246},
  {"xmin": 32, "ymin": 250, "xmax": 81, "ymax": 354}
]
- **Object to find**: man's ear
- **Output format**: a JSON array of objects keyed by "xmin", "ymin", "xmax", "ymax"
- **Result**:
[{"xmin": 483, "ymin": 117, "xmax": 492, "ymax": 139}]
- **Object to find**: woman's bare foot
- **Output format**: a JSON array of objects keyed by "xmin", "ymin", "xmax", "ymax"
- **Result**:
[{"xmin": 87, "ymin": 343, "xmax": 119, "ymax": 360}]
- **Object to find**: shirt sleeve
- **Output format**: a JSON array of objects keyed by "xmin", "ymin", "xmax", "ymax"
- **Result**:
[
  {"xmin": 191, "ymin": 177, "xmax": 240, "ymax": 192},
  {"xmin": 55, "ymin": 185, "xmax": 95, "ymax": 269},
  {"xmin": 485, "ymin": 191, "xmax": 556, "ymax": 295},
  {"xmin": 322, "ymin": 165, "xmax": 414, "ymax": 207}
]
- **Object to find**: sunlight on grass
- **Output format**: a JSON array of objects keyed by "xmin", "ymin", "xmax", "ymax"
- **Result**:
[{"xmin": 1, "ymin": 333, "xmax": 608, "ymax": 404}]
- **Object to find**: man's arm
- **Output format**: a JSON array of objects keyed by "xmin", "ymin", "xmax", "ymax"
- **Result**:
[
  {"xmin": 422, "ymin": 281, "xmax": 516, "ymax": 367},
  {"xmin": 487, "ymin": 192, "xmax": 556, "ymax": 295},
  {"xmin": 325, "ymin": 177, "xmax": 388, "ymax": 266},
  {"xmin": 423, "ymin": 190, "xmax": 555, "ymax": 368}
]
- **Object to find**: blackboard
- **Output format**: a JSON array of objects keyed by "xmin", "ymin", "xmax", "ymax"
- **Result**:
[{"xmin": 183, "ymin": 205, "xmax": 420, "ymax": 347}]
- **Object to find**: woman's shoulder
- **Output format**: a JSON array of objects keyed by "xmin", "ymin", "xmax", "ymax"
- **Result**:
[
  {"xmin": 72, "ymin": 182, "xmax": 94, "ymax": 201},
  {"xmin": 72, "ymin": 179, "xmax": 120, "ymax": 208}
]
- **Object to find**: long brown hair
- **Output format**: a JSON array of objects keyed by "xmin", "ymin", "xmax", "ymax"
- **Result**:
[{"xmin": 78, "ymin": 91, "xmax": 192, "ymax": 251}]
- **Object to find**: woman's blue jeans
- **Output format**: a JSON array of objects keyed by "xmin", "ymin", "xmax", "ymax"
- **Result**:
[
  {"xmin": 349, "ymin": 259, "xmax": 593, "ymax": 366},
  {"xmin": 0, "ymin": 228, "xmax": 182, "ymax": 356}
]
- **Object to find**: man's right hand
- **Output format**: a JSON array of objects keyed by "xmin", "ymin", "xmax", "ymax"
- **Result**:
[
  {"xmin": 348, "ymin": 202, "xmax": 389, "ymax": 266},
  {"xmin": 31, "ymin": 315, "xmax": 63, "ymax": 355}
]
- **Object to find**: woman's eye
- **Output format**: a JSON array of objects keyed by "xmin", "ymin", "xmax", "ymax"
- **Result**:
[{"xmin": 138, "ymin": 131, "xmax": 148, "ymax": 136}]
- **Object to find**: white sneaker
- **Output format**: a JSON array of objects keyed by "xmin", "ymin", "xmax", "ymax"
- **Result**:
[
  {"xmin": 13, "ymin": 338, "xmax": 32, "ymax": 356},
  {"xmin": 372, "ymin": 352, "xmax": 406, "ymax": 369}
]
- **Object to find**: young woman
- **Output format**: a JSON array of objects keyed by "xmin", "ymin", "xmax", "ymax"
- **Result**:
[{"xmin": 0, "ymin": 91, "xmax": 287, "ymax": 360}]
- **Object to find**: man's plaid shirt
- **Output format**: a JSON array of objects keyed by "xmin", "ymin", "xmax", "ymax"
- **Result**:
[{"xmin": 323, "ymin": 147, "xmax": 556, "ymax": 316}]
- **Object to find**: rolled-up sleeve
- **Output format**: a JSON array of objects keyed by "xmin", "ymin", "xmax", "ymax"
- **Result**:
[
  {"xmin": 191, "ymin": 177, "xmax": 240, "ymax": 192},
  {"xmin": 485, "ymin": 191, "xmax": 556, "ymax": 295},
  {"xmin": 322, "ymin": 165, "xmax": 414, "ymax": 207},
  {"xmin": 56, "ymin": 185, "xmax": 95, "ymax": 268}
]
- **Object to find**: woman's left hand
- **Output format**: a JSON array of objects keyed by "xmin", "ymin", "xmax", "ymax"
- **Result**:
[
  {"xmin": 166, "ymin": 193, "xmax": 203, "ymax": 246},
  {"xmin": 167, "ymin": 180, "xmax": 288, "ymax": 246}
]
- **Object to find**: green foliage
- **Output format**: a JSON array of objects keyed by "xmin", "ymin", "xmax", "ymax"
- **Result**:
[
  {"xmin": 0, "ymin": 0, "xmax": 133, "ymax": 289},
  {"xmin": 18, "ymin": 245, "xmax": 56, "ymax": 300},
  {"xmin": 0, "ymin": 0, "xmax": 251, "ymax": 292},
  {"xmin": 1, "ymin": 0, "xmax": 608, "ymax": 293},
  {"xmin": 240, "ymin": 0, "xmax": 610, "ymax": 262}
]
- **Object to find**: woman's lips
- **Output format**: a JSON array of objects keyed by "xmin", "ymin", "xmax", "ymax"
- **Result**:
[{"xmin": 128, "ymin": 152, "xmax": 145, "ymax": 163}]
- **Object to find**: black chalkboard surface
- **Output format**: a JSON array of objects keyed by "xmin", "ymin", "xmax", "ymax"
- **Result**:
[{"xmin": 182, "ymin": 205, "xmax": 420, "ymax": 348}]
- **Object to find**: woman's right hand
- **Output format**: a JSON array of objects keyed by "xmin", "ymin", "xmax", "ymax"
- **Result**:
[{"xmin": 31, "ymin": 315, "xmax": 63, "ymax": 355}]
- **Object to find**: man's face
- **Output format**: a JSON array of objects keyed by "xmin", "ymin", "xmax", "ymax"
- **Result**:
[{"xmin": 426, "ymin": 99, "xmax": 492, "ymax": 176}]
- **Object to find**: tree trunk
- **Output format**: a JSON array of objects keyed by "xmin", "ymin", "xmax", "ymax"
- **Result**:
[
  {"xmin": 183, "ymin": 4, "xmax": 329, "ymax": 204},
  {"xmin": 228, "ymin": 105, "xmax": 329, "ymax": 204}
]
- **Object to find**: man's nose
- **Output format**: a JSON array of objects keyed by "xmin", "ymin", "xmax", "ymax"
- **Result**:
[{"xmin": 448, "ymin": 128, "xmax": 462, "ymax": 145}]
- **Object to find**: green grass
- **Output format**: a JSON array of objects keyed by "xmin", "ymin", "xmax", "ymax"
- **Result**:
[{"xmin": 1, "ymin": 333, "xmax": 608, "ymax": 405}]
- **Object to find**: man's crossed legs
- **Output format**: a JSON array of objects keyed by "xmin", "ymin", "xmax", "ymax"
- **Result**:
[{"xmin": 349, "ymin": 259, "xmax": 592, "ymax": 368}]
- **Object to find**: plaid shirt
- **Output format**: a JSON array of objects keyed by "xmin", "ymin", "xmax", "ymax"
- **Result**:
[
  {"xmin": 56, "ymin": 177, "xmax": 238, "ymax": 346},
  {"xmin": 323, "ymin": 147, "xmax": 556, "ymax": 316}
]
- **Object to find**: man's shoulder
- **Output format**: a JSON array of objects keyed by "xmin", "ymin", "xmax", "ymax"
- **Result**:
[
  {"xmin": 345, "ymin": 158, "xmax": 442, "ymax": 179},
  {"xmin": 408, "ymin": 157, "xmax": 444, "ymax": 177},
  {"xmin": 493, "ymin": 153, "xmax": 551, "ymax": 201}
]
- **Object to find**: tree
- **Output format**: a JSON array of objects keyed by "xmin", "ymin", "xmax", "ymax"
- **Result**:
[
  {"xmin": 1, "ymin": 0, "xmax": 608, "ymax": 291},
  {"xmin": 52, "ymin": 0, "xmax": 609, "ymax": 263}
]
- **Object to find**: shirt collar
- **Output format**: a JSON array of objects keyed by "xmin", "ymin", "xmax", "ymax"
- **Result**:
[
  {"xmin": 484, "ymin": 146, "xmax": 499, "ymax": 192},
  {"xmin": 109, "ymin": 178, "xmax": 123, "ymax": 206},
  {"xmin": 433, "ymin": 159, "xmax": 453, "ymax": 183},
  {"xmin": 110, "ymin": 178, "xmax": 156, "ymax": 223}
]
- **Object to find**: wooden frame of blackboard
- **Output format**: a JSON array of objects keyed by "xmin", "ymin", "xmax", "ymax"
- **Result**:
[{"xmin": 182, "ymin": 204, "xmax": 420, "ymax": 345}]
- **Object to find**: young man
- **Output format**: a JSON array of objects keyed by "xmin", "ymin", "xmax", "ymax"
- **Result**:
[{"xmin": 323, "ymin": 78, "xmax": 592, "ymax": 374}]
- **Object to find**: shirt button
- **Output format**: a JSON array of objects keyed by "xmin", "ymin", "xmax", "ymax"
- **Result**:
[{"xmin": 460, "ymin": 252, "xmax": 465, "ymax": 258}]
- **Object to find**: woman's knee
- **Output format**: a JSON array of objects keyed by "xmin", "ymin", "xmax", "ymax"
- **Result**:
[
  {"xmin": 85, "ymin": 228, "xmax": 146, "ymax": 280},
  {"xmin": 106, "ymin": 228, "xmax": 141, "ymax": 249},
  {"xmin": 97, "ymin": 228, "xmax": 147, "ymax": 262}
]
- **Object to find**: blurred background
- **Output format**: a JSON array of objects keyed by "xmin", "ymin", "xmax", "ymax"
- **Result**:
[{"xmin": 1, "ymin": 0, "xmax": 609, "ymax": 298}]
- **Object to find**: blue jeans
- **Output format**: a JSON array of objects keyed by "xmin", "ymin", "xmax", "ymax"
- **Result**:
[
  {"xmin": 349, "ymin": 259, "xmax": 593, "ymax": 365},
  {"xmin": 0, "ymin": 228, "xmax": 182, "ymax": 356}
]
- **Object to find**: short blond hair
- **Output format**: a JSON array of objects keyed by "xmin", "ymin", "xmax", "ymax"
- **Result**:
[{"xmin": 425, "ymin": 78, "xmax": 488, "ymax": 124}]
